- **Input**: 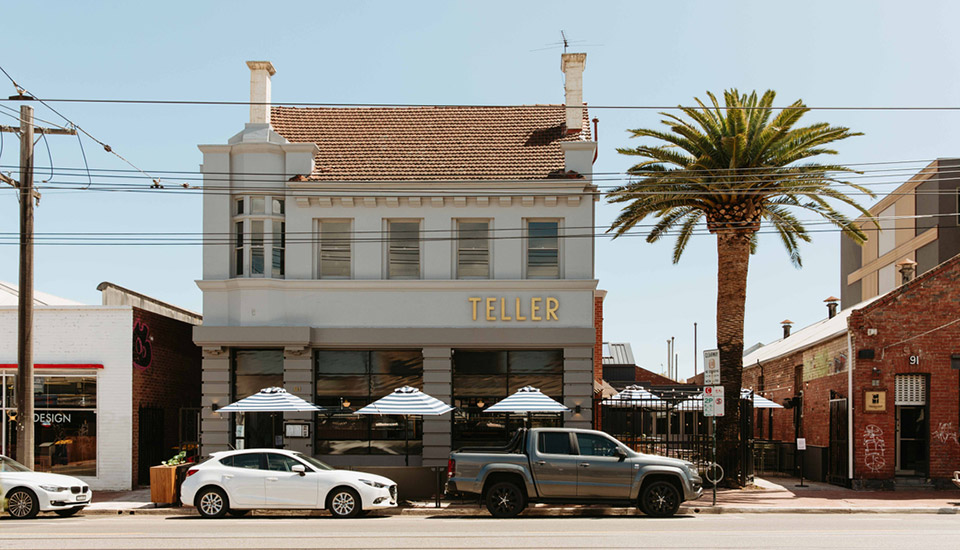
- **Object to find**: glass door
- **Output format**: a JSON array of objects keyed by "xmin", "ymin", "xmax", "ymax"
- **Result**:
[{"xmin": 896, "ymin": 406, "xmax": 928, "ymax": 476}]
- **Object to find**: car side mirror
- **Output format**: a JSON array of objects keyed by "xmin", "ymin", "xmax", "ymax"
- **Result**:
[
  {"xmin": 292, "ymin": 464, "xmax": 306, "ymax": 476},
  {"xmin": 616, "ymin": 449, "xmax": 628, "ymax": 462}
]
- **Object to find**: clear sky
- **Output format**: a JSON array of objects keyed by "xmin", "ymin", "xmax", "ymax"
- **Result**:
[{"xmin": 2, "ymin": 1, "xmax": 959, "ymax": 381}]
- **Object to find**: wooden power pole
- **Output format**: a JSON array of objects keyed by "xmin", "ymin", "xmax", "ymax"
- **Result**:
[{"xmin": 1, "ymin": 104, "xmax": 75, "ymax": 468}]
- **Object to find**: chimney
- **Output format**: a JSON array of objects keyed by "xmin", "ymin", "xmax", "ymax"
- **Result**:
[
  {"xmin": 561, "ymin": 53, "xmax": 587, "ymax": 134},
  {"xmin": 897, "ymin": 258, "xmax": 917, "ymax": 285},
  {"xmin": 246, "ymin": 61, "xmax": 276, "ymax": 125},
  {"xmin": 824, "ymin": 296, "xmax": 839, "ymax": 319},
  {"xmin": 781, "ymin": 319, "xmax": 794, "ymax": 339}
]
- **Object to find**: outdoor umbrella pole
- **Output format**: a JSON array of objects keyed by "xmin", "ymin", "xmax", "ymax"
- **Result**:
[{"xmin": 405, "ymin": 414, "xmax": 410, "ymax": 467}]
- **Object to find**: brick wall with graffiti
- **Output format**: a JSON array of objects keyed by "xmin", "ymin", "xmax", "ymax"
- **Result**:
[{"xmin": 130, "ymin": 308, "xmax": 201, "ymax": 486}]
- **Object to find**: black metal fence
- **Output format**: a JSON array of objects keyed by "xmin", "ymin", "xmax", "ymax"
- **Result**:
[{"xmin": 598, "ymin": 387, "xmax": 755, "ymax": 485}]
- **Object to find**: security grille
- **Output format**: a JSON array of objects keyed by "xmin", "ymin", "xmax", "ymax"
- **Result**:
[{"xmin": 894, "ymin": 374, "xmax": 926, "ymax": 405}]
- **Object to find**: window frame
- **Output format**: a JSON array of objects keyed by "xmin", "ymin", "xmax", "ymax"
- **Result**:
[
  {"xmin": 385, "ymin": 219, "xmax": 423, "ymax": 279},
  {"xmin": 455, "ymin": 219, "xmax": 492, "ymax": 279},
  {"xmin": 317, "ymin": 219, "xmax": 353, "ymax": 279},
  {"xmin": 523, "ymin": 218, "xmax": 562, "ymax": 279},
  {"xmin": 231, "ymin": 195, "xmax": 286, "ymax": 279}
]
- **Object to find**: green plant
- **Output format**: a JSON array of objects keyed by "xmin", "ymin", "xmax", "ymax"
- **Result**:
[{"xmin": 161, "ymin": 451, "xmax": 187, "ymax": 466}]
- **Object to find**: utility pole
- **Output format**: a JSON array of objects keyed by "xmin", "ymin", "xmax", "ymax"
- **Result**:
[
  {"xmin": 694, "ymin": 322, "xmax": 698, "ymax": 376},
  {"xmin": 1, "ymin": 104, "xmax": 75, "ymax": 468}
]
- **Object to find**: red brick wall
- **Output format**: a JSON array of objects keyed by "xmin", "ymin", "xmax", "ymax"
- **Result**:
[
  {"xmin": 130, "ymin": 308, "xmax": 202, "ymax": 486},
  {"xmin": 849, "ymin": 254, "xmax": 960, "ymax": 484},
  {"xmin": 593, "ymin": 294, "xmax": 603, "ymax": 383}
]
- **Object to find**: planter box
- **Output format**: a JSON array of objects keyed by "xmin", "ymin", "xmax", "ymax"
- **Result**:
[{"xmin": 149, "ymin": 464, "xmax": 191, "ymax": 505}]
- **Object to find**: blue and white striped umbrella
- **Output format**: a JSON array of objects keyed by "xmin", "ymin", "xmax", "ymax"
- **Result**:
[
  {"xmin": 354, "ymin": 386, "xmax": 454, "ymax": 416},
  {"xmin": 601, "ymin": 385, "xmax": 661, "ymax": 407},
  {"xmin": 218, "ymin": 387, "xmax": 324, "ymax": 412},
  {"xmin": 484, "ymin": 386, "xmax": 570, "ymax": 413},
  {"xmin": 742, "ymin": 389, "xmax": 784, "ymax": 409}
]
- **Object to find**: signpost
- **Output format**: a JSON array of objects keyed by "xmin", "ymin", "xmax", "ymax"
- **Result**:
[
  {"xmin": 796, "ymin": 438, "xmax": 808, "ymax": 487},
  {"xmin": 703, "ymin": 349, "xmax": 720, "ymax": 386},
  {"xmin": 703, "ymin": 385, "xmax": 724, "ymax": 504}
]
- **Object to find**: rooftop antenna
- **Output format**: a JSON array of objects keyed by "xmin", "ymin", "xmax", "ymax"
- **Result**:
[{"xmin": 561, "ymin": 30, "xmax": 569, "ymax": 53}]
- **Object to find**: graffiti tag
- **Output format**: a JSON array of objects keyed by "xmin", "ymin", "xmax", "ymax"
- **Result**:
[
  {"xmin": 933, "ymin": 422, "xmax": 959, "ymax": 445},
  {"xmin": 133, "ymin": 320, "xmax": 152, "ymax": 370},
  {"xmin": 863, "ymin": 424, "xmax": 885, "ymax": 473}
]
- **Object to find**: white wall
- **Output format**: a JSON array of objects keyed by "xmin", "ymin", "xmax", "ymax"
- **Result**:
[{"xmin": 0, "ymin": 306, "xmax": 133, "ymax": 491}]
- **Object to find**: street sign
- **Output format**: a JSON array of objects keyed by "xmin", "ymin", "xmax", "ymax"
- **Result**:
[
  {"xmin": 703, "ymin": 349, "xmax": 720, "ymax": 385},
  {"xmin": 703, "ymin": 385, "xmax": 724, "ymax": 417}
]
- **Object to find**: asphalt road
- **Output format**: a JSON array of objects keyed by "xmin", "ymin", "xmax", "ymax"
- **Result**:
[{"xmin": 2, "ymin": 513, "xmax": 960, "ymax": 549}]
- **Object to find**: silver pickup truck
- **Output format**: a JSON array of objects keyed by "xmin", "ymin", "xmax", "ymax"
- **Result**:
[{"xmin": 446, "ymin": 427, "xmax": 702, "ymax": 517}]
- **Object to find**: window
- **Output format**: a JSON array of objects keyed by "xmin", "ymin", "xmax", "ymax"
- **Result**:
[
  {"xmin": 388, "ymin": 221, "xmax": 420, "ymax": 279},
  {"xmin": 314, "ymin": 350, "xmax": 424, "ymax": 455},
  {"xmin": 576, "ymin": 433, "xmax": 619, "ymax": 457},
  {"xmin": 227, "ymin": 453, "xmax": 263, "ymax": 470},
  {"xmin": 457, "ymin": 221, "xmax": 490, "ymax": 278},
  {"xmin": 452, "ymin": 350, "xmax": 564, "ymax": 448},
  {"xmin": 1, "ymin": 373, "xmax": 97, "ymax": 476},
  {"xmin": 266, "ymin": 453, "xmax": 303, "ymax": 472},
  {"xmin": 231, "ymin": 195, "xmax": 285, "ymax": 279},
  {"xmin": 538, "ymin": 432, "xmax": 573, "ymax": 455},
  {"xmin": 526, "ymin": 221, "xmax": 559, "ymax": 278},
  {"xmin": 234, "ymin": 221, "xmax": 244, "ymax": 276},
  {"xmin": 319, "ymin": 220, "xmax": 351, "ymax": 278}
]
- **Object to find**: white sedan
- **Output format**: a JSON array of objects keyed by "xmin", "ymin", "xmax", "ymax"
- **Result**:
[
  {"xmin": 180, "ymin": 449, "xmax": 397, "ymax": 518},
  {"xmin": 1, "ymin": 455, "xmax": 92, "ymax": 519}
]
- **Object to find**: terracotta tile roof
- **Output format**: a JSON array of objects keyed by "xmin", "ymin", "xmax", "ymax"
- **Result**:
[{"xmin": 270, "ymin": 105, "xmax": 591, "ymax": 181}]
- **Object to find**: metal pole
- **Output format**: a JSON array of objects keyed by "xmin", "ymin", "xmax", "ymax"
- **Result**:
[
  {"xmin": 671, "ymin": 337, "xmax": 675, "ymax": 380},
  {"xmin": 712, "ymin": 416, "xmax": 717, "ymax": 506},
  {"xmin": 694, "ymin": 323, "xmax": 698, "ymax": 376},
  {"xmin": 16, "ymin": 105, "xmax": 35, "ymax": 469}
]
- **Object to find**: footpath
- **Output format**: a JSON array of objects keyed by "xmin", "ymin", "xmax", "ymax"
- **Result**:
[{"xmin": 86, "ymin": 476, "xmax": 960, "ymax": 517}]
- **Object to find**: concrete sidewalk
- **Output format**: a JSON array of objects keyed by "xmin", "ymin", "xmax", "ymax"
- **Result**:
[{"xmin": 84, "ymin": 477, "xmax": 960, "ymax": 516}]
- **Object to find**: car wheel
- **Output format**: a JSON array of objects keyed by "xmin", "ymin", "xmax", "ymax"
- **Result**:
[
  {"xmin": 227, "ymin": 509, "xmax": 250, "ymax": 517},
  {"xmin": 485, "ymin": 481, "xmax": 526, "ymax": 518},
  {"xmin": 54, "ymin": 507, "xmax": 82, "ymax": 517},
  {"xmin": 640, "ymin": 480, "xmax": 681, "ymax": 518},
  {"xmin": 328, "ymin": 487, "xmax": 361, "ymax": 519},
  {"xmin": 196, "ymin": 487, "xmax": 229, "ymax": 519},
  {"xmin": 7, "ymin": 488, "xmax": 39, "ymax": 519}
]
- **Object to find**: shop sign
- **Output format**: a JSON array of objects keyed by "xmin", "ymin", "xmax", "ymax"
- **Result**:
[
  {"xmin": 34, "ymin": 412, "xmax": 72, "ymax": 425},
  {"xmin": 468, "ymin": 297, "xmax": 559, "ymax": 322},
  {"xmin": 864, "ymin": 390, "xmax": 886, "ymax": 412}
]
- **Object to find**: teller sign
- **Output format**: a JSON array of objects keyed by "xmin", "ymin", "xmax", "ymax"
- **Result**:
[{"xmin": 703, "ymin": 386, "xmax": 724, "ymax": 417}]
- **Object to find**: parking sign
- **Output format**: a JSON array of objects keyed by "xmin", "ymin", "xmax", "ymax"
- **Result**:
[
  {"xmin": 703, "ymin": 349, "xmax": 720, "ymax": 385},
  {"xmin": 703, "ymin": 385, "xmax": 724, "ymax": 417}
]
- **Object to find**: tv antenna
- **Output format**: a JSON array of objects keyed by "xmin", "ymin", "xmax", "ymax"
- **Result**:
[
  {"xmin": 529, "ymin": 31, "xmax": 601, "ymax": 53},
  {"xmin": 561, "ymin": 30, "xmax": 569, "ymax": 53}
]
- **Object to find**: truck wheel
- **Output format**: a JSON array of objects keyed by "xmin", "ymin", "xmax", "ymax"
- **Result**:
[
  {"xmin": 485, "ymin": 481, "xmax": 526, "ymax": 518},
  {"xmin": 640, "ymin": 480, "xmax": 681, "ymax": 518}
]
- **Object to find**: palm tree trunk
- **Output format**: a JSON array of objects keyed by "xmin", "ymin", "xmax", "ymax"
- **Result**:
[{"xmin": 714, "ymin": 230, "xmax": 751, "ymax": 487}]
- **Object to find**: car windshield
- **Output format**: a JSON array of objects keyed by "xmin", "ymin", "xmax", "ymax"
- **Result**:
[
  {"xmin": 294, "ymin": 453, "xmax": 334, "ymax": 471},
  {"xmin": 0, "ymin": 456, "xmax": 32, "ymax": 473}
]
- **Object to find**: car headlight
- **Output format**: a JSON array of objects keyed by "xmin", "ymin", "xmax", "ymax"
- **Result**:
[
  {"xmin": 360, "ymin": 479, "xmax": 387, "ymax": 489},
  {"xmin": 39, "ymin": 485, "xmax": 68, "ymax": 492}
]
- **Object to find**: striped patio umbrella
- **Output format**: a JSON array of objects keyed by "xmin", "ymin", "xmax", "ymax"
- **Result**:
[
  {"xmin": 601, "ymin": 385, "xmax": 662, "ymax": 407},
  {"xmin": 742, "ymin": 389, "xmax": 784, "ymax": 409},
  {"xmin": 218, "ymin": 387, "xmax": 324, "ymax": 412},
  {"xmin": 355, "ymin": 386, "xmax": 453, "ymax": 465},
  {"xmin": 485, "ymin": 386, "xmax": 569, "ymax": 413}
]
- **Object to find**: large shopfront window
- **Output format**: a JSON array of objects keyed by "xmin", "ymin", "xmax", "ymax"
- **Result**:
[
  {"xmin": 452, "ymin": 350, "xmax": 563, "ymax": 449},
  {"xmin": 1, "ymin": 373, "xmax": 97, "ymax": 477},
  {"xmin": 314, "ymin": 350, "xmax": 423, "ymax": 455},
  {"xmin": 231, "ymin": 350, "xmax": 284, "ymax": 449}
]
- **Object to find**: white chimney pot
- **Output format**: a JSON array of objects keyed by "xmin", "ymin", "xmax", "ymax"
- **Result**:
[
  {"xmin": 246, "ymin": 61, "xmax": 276, "ymax": 125},
  {"xmin": 561, "ymin": 53, "xmax": 586, "ymax": 134}
]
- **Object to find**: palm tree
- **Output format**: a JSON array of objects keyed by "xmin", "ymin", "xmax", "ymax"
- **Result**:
[{"xmin": 607, "ymin": 89, "xmax": 873, "ymax": 486}]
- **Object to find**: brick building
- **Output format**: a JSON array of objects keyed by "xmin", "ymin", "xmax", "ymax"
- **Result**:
[
  {"xmin": 0, "ymin": 282, "xmax": 201, "ymax": 490},
  {"xmin": 743, "ymin": 254, "xmax": 960, "ymax": 488}
]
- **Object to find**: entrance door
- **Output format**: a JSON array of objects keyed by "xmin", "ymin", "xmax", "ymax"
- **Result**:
[
  {"xmin": 827, "ymin": 397, "xmax": 848, "ymax": 486},
  {"xmin": 896, "ymin": 406, "xmax": 928, "ymax": 476},
  {"xmin": 138, "ymin": 407, "xmax": 165, "ymax": 485}
]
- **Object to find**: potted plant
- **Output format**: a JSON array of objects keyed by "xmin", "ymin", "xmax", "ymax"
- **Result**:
[{"xmin": 149, "ymin": 451, "xmax": 192, "ymax": 506}]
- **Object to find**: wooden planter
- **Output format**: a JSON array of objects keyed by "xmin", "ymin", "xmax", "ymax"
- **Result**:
[{"xmin": 149, "ymin": 464, "xmax": 191, "ymax": 506}]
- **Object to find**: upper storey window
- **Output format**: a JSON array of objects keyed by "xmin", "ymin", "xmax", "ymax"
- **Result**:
[
  {"xmin": 387, "ymin": 220, "xmax": 421, "ymax": 279},
  {"xmin": 233, "ymin": 195, "xmax": 285, "ymax": 279},
  {"xmin": 457, "ymin": 220, "xmax": 490, "ymax": 279},
  {"xmin": 526, "ymin": 220, "xmax": 560, "ymax": 279},
  {"xmin": 318, "ymin": 220, "xmax": 352, "ymax": 278}
]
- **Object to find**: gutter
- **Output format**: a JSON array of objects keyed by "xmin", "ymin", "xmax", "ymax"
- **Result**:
[{"xmin": 847, "ymin": 330, "xmax": 854, "ymax": 481}]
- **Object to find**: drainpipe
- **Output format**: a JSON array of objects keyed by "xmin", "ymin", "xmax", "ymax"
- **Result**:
[{"xmin": 847, "ymin": 330, "xmax": 854, "ymax": 481}]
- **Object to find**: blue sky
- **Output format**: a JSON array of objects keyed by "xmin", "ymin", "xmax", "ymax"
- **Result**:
[{"xmin": 2, "ymin": 1, "xmax": 959, "ymax": 380}]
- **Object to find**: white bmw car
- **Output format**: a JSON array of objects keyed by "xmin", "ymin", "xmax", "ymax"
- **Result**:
[
  {"xmin": 180, "ymin": 449, "xmax": 398, "ymax": 518},
  {"xmin": 1, "ymin": 455, "xmax": 92, "ymax": 519}
]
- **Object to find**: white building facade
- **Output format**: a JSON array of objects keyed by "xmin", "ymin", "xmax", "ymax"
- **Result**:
[{"xmin": 195, "ymin": 55, "xmax": 599, "ymax": 466}]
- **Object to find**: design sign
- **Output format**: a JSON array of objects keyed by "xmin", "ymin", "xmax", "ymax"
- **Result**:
[{"xmin": 864, "ymin": 390, "xmax": 886, "ymax": 412}]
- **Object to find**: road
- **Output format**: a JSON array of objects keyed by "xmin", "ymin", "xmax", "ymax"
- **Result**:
[{"xmin": 2, "ymin": 513, "xmax": 960, "ymax": 549}]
